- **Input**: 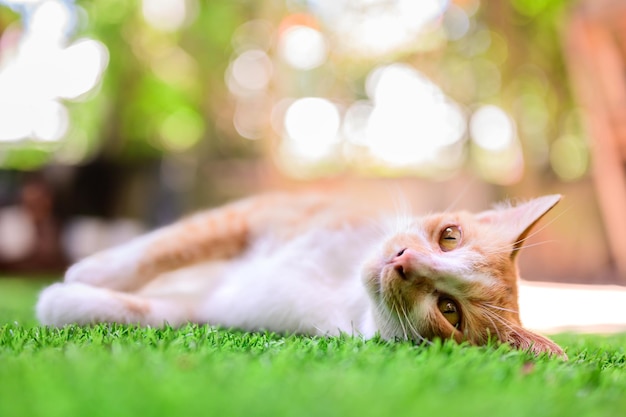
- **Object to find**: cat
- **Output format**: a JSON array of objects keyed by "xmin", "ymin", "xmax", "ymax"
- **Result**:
[{"xmin": 36, "ymin": 191, "xmax": 566, "ymax": 358}]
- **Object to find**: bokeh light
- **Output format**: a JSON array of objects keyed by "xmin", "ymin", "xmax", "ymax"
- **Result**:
[
  {"xmin": 29, "ymin": 0, "xmax": 72, "ymax": 45},
  {"xmin": 150, "ymin": 45, "xmax": 199, "ymax": 91},
  {"xmin": 278, "ymin": 25, "xmax": 328, "ymax": 70},
  {"xmin": 343, "ymin": 101, "xmax": 374, "ymax": 146},
  {"xmin": 229, "ymin": 49, "xmax": 273, "ymax": 92},
  {"xmin": 0, "ymin": 0, "xmax": 609, "ymax": 287},
  {"xmin": 550, "ymin": 135, "xmax": 589, "ymax": 181},
  {"xmin": 31, "ymin": 100, "xmax": 69, "ymax": 142},
  {"xmin": 232, "ymin": 19, "xmax": 274, "ymax": 53},
  {"xmin": 234, "ymin": 98, "xmax": 269, "ymax": 140},
  {"xmin": 56, "ymin": 39, "xmax": 109, "ymax": 99},
  {"xmin": 364, "ymin": 64, "xmax": 466, "ymax": 166},
  {"xmin": 469, "ymin": 104, "xmax": 523, "ymax": 184},
  {"xmin": 158, "ymin": 107, "xmax": 205, "ymax": 152},
  {"xmin": 313, "ymin": 0, "xmax": 450, "ymax": 56},
  {"xmin": 283, "ymin": 97, "xmax": 340, "ymax": 159},
  {"xmin": 0, "ymin": 0, "xmax": 594, "ymax": 186},
  {"xmin": 0, "ymin": 206, "xmax": 36, "ymax": 260},
  {"xmin": 472, "ymin": 142, "xmax": 524, "ymax": 185},
  {"xmin": 0, "ymin": 0, "xmax": 108, "ymax": 147},
  {"xmin": 470, "ymin": 105, "xmax": 515, "ymax": 152},
  {"xmin": 141, "ymin": 0, "xmax": 198, "ymax": 32},
  {"xmin": 443, "ymin": 4, "xmax": 470, "ymax": 41}
]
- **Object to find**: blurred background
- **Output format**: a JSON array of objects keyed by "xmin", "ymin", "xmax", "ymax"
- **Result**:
[{"xmin": 0, "ymin": 0, "xmax": 624, "ymax": 285}]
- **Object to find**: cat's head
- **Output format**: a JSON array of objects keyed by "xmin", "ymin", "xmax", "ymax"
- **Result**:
[{"xmin": 362, "ymin": 195, "xmax": 565, "ymax": 358}]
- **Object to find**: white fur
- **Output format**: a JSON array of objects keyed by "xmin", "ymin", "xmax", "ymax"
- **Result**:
[
  {"xmin": 37, "ymin": 225, "xmax": 382, "ymax": 338},
  {"xmin": 196, "ymin": 227, "xmax": 379, "ymax": 337}
]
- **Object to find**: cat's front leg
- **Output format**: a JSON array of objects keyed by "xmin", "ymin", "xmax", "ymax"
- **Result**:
[
  {"xmin": 36, "ymin": 282, "xmax": 189, "ymax": 327},
  {"xmin": 64, "ymin": 235, "xmax": 151, "ymax": 291},
  {"xmin": 65, "ymin": 203, "xmax": 251, "ymax": 291}
]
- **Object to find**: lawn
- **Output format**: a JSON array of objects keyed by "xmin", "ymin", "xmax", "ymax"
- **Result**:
[{"xmin": 0, "ymin": 278, "xmax": 624, "ymax": 417}]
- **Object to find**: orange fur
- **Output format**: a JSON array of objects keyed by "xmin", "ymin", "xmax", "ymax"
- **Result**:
[
  {"xmin": 137, "ymin": 192, "xmax": 376, "ymax": 279},
  {"xmin": 359, "ymin": 195, "xmax": 565, "ymax": 358},
  {"xmin": 113, "ymin": 292, "xmax": 151, "ymax": 316}
]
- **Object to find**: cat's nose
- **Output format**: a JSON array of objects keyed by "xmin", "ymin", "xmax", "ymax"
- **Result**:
[
  {"xmin": 391, "ymin": 248, "xmax": 410, "ymax": 280},
  {"xmin": 390, "ymin": 248, "xmax": 433, "ymax": 281}
]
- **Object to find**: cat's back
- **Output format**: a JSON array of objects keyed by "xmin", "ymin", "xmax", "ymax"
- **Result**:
[{"xmin": 240, "ymin": 190, "xmax": 383, "ymax": 242}]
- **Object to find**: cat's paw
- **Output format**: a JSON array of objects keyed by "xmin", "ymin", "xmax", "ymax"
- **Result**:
[
  {"xmin": 36, "ymin": 282, "xmax": 101, "ymax": 326},
  {"xmin": 64, "ymin": 247, "xmax": 139, "ymax": 291},
  {"xmin": 37, "ymin": 282, "xmax": 145, "ymax": 326}
]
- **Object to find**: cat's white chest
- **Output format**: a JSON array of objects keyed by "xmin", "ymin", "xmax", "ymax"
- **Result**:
[{"xmin": 197, "ymin": 226, "xmax": 379, "ymax": 337}]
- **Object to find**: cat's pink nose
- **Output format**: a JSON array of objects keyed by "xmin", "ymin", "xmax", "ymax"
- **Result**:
[{"xmin": 392, "ymin": 248, "xmax": 410, "ymax": 280}]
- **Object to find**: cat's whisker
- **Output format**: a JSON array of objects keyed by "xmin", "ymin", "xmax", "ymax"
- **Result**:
[
  {"xmin": 378, "ymin": 186, "xmax": 414, "ymax": 237},
  {"xmin": 383, "ymin": 292, "xmax": 408, "ymax": 341},
  {"xmin": 398, "ymin": 303, "xmax": 427, "ymax": 344},
  {"xmin": 509, "ymin": 205, "xmax": 570, "ymax": 248},
  {"xmin": 482, "ymin": 311, "xmax": 510, "ymax": 336},
  {"xmin": 484, "ymin": 304, "xmax": 519, "ymax": 314},
  {"xmin": 442, "ymin": 179, "xmax": 476, "ymax": 214},
  {"xmin": 482, "ymin": 240, "xmax": 559, "ymax": 256},
  {"xmin": 376, "ymin": 298, "xmax": 395, "ymax": 330},
  {"xmin": 482, "ymin": 309, "xmax": 521, "ymax": 340},
  {"xmin": 388, "ymin": 186, "xmax": 412, "ymax": 219},
  {"xmin": 367, "ymin": 215, "xmax": 390, "ymax": 238},
  {"xmin": 394, "ymin": 212, "xmax": 414, "ymax": 235},
  {"xmin": 482, "ymin": 311, "xmax": 502, "ymax": 341},
  {"xmin": 392, "ymin": 303, "xmax": 409, "ymax": 341}
]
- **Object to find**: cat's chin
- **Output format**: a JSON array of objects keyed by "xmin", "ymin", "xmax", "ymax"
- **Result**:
[{"xmin": 361, "ymin": 258, "xmax": 385, "ymax": 298}]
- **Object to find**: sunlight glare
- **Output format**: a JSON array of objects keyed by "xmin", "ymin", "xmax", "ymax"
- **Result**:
[
  {"xmin": 29, "ymin": 0, "xmax": 72, "ymax": 46},
  {"xmin": 0, "ymin": 0, "xmax": 109, "ymax": 143},
  {"xmin": 0, "ymin": 100, "xmax": 29, "ymax": 141},
  {"xmin": 364, "ymin": 64, "xmax": 466, "ymax": 166},
  {"xmin": 32, "ymin": 100, "xmax": 69, "ymax": 141},
  {"xmin": 56, "ymin": 39, "xmax": 109, "ymax": 99},
  {"xmin": 314, "ymin": 0, "xmax": 449, "ymax": 56}
]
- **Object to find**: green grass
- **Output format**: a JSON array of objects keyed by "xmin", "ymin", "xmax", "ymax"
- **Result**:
[{"xmin": 0, "ymin": 278, "xmax": 625, "ymax": 417}]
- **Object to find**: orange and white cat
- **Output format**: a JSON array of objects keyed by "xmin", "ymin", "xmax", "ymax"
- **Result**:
[{"xmin": 36, "ymin": 191, "xmax": 565, "ymax": 357}]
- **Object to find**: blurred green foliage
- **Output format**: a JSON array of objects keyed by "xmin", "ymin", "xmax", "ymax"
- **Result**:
[
  {"xmin": 0, "ymin": 0, "xmax": 588, "ymax": 183},
  {"xmin": 75, "ymin": 0, "xmax": 250, "ymax": 160}
]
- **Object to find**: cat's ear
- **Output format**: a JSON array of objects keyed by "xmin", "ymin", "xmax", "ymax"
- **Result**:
[
  {"xmin": 506, "ymin": 325, "xmax": 567, "ymax": 359},
  {"xmin": 476, "ymin": 195, "xmax": 561, "ymax": 259}
]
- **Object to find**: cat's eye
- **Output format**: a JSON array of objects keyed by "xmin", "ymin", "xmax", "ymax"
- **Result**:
[
  {"xmin": 437, "ymin": 297, "xmax": 461, "ymax": 329},
  {"xmin": 439, "ymin": 225, "xmax": 462, "ymax": 252}
]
